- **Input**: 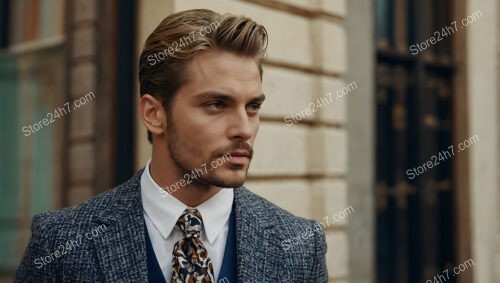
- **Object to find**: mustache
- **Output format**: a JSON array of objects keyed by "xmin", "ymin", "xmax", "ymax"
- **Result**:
[{"xmin": 213, "ymin": 142, "xmax": 254, "ymax": 159}]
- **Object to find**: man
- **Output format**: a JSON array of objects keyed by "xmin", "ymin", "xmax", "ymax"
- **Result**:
[{"xmin": 15, "ymin": 9, "xmax": 328, "ymax": 282}]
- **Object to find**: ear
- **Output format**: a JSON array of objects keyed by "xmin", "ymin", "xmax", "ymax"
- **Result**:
[{"xmin": 140, "ymin": 94, "xmax": 167, "ymax": 138}]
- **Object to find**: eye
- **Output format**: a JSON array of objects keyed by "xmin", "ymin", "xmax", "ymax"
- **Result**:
[
  {"xmin": 247, "ymin": 103, "xmax": 261, "ymax": 114},
  {"xmin": 205, "ymin": 101, "xmax": 226, "ymax": 110}
]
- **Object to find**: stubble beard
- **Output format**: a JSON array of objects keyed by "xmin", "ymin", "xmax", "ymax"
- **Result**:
[{"xmin": 166, "ymin": 118, "xmax": 250, "ymax": 189}]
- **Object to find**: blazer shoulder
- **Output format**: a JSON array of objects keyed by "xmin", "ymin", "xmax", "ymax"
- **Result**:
[
  {"xmin": 32, "ymin": 169, "xmax": 143, "ymax": 234},
  {"xmin": 236, "ymin": 187, "xmax": 319, "ymax": 231},
  {"xmin": 15, "ymin": 171, "xmax": 144, "ymax": 282}
]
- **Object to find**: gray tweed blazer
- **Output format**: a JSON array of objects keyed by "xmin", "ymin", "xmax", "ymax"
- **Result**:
[{"xmin": 15, "ymin": 169, "xmax": 328, "ymax": 282}]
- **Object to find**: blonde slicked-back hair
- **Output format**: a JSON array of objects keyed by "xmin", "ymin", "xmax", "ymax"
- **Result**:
[{"xmin": 139, "ymin": 9, "xmax": 268, "ymax": 142}]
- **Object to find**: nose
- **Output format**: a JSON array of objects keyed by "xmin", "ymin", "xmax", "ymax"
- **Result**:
[{"xmin": 228, "ymin": 108, "xmax": 254, "ymax": 141}]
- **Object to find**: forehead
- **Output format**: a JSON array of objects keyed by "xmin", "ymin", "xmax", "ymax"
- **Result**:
[{"xmin": 180, "ymin": 51, "xmax": 262, "ymax": 98}]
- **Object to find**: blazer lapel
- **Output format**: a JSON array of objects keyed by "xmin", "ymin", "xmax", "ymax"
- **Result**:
[
  {"xmin": 92, "ymin": 170, "xmax": 148, "ymax": 282},
  {"xmin": 234, "ymin": 188, "xmax": 291, "ymax": 282}
]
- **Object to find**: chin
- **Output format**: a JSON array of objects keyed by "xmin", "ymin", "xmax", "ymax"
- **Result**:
[
  {"xmin": 213, "ymin": 175, "xmax": 246, "ymax": 188},
  {"xmin": 204, "ymin": 170, "xmax": 247, "ymax": 188}
]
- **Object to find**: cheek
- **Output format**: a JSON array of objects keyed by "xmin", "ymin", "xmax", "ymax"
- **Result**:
[
  {"xmin": 174, "ymin": 107, "xmax": 211, "ymax": 136},
  {"xmin": 184, "ymin": 123, "xmax": 210, "ymax": 143},
  {"xmin": 180, "ymin": 116, "xmax": 223, "ymax": 146}
]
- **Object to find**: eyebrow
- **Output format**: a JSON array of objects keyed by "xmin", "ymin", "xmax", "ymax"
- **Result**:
[{"xmin": 193, "ymin": 91, "xmax": 266, "ymax": 104}]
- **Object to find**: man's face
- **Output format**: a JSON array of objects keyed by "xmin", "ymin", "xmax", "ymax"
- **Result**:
[{"xmin": 166, "ymin": 51, "xmax": 265, "ymax": 188}]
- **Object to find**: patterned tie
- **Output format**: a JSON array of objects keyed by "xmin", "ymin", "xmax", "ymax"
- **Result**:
[{"xmin": 171, "ymin": 209, "xmax": 215, "ymax": 283}]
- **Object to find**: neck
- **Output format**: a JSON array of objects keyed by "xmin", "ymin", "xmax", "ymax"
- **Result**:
[{"xmin": 149, "ymin": 145, "xmax": 221, "ymax": 207}]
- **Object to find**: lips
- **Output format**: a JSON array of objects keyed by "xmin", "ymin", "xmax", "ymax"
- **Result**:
[
  {"xmin": 229, "ymin": 150, "xmax": 250, "ymax": 158},
  {"xmin": 224, "ymin": 150, "xmax": 251, "ymax": 166},
  {"xmin": 213, "ymin": 144, "xmax": 253, "ymax": 167}
]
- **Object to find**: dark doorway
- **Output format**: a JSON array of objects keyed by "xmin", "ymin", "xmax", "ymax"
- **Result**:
[{"xmin": 375, "ymin": 0, "xmax": 457, "ymax": 282}]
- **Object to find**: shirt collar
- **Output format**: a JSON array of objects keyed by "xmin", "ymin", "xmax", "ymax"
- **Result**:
[{"xmin": 140, "ymin": 160, "xmax": 234, "ymax": 244}]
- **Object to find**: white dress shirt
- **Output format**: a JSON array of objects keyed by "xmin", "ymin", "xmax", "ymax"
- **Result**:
[{"xmin": 140, "ymin": 160, "xmax": 234, "ymax": 280}]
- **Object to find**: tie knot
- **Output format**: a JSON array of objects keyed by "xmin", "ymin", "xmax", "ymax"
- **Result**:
[{"xmin": 176, "ymin": 208, "xmax": 203, "ymax": 238}]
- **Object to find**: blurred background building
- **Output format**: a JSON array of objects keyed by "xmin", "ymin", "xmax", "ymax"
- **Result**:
[{"xmin": 0, "ymin": 0, "xmax": 498, "ymax": 283}]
